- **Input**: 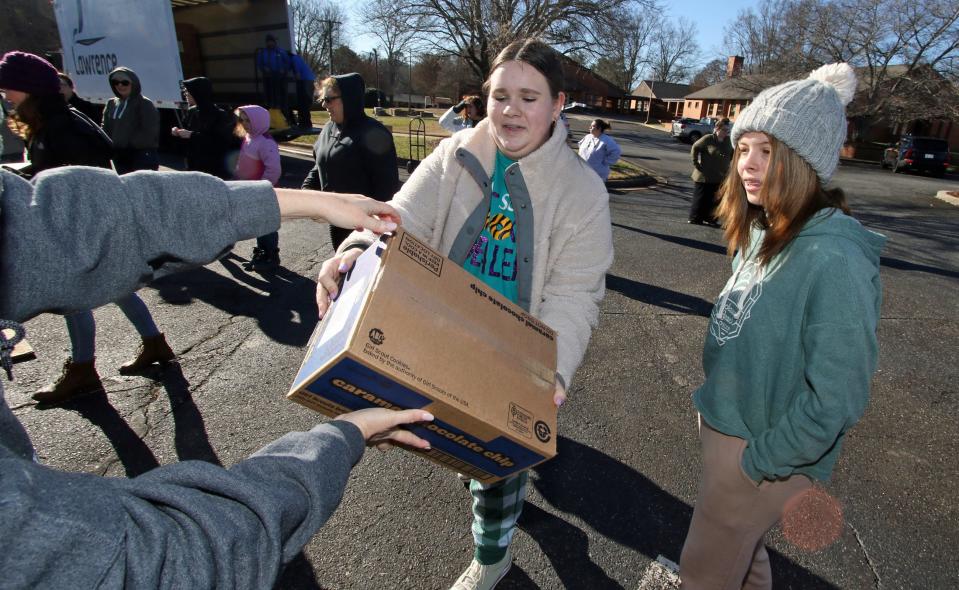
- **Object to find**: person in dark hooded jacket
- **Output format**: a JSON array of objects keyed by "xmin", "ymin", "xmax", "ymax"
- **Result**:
[
  {"xmin": 57, "ymin": 73, "xmax": 103, "ymax": 123},
  {"xmin": 0, "ymin": 51, "xmax": 112, "ymax": 177},
  {"xmin": 302, "ymin": 73, "xmax": 398, "ymax": 249},
  {"xmin": 102, "ymin": 66, "xmax": 160, "ymax": 173},
  {"xmin": 171, "ymin": 76, "xmax": 239, "ymax": 179}
]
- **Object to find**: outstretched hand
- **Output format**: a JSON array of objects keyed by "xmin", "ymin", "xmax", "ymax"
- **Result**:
[
  {"xmin": 321, "ymin": 192, "xmax": 401, "ymax": 234},
  {"xmin": 274, "ymin": 189, "xmax": 401, "ymax": 235},
  {"xmin": 337, "ymin": 408, "xmax": 434, "ymax": 451}
]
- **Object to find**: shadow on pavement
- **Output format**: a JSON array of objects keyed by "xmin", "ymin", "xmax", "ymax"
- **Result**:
[
  {"xmin": 67, "ymin": 391, "xmax": 160, "ymax": 477},
  {"xmin": 516, "ymin": 502, "xmax": 623, "ymax": 589},
  {"xmin": 878, "ymin": 255, "xmax": 959, "ymax": 279},
  {"xmin": 151, "ymin": 255, "xmax": 319, "ymax": 348},
  {"xmin": 606, "ymin": 274, "xmax": 713, "ymax": 317},
  {"xmin": 498, "ymin": 562, "xmax": 543, "ymax": 589},
  {"xmin": 612, "ymin": 222, "xmax": 726, "ymax": 256},
  {"xmin": 274, "ymin": 551, "xmax": 324, "ymax": 590},
  {"xmin": 63, "ymin": 362, "xmax": 221, "ymax": 475},
  {"xmin": 160, "ymin": 362, "xmax": 221, "ymax": 466},
  {"xmin": 524, "ymin": 437, "xmax": 838, "ymax": 590}
]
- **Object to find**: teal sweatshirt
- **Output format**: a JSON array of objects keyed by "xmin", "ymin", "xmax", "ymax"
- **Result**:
[{"xmin": 695, "ymin": 208, "xmax": 885, "ymax": 483}]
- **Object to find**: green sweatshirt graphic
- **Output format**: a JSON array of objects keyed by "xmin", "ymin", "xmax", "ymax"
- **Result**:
[{"xmin": 695, "ymin": 208, "xmax": 886, "ymax": 483}]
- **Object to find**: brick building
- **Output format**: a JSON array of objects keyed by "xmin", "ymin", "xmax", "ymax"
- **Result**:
[{"xmin": 630, "ymin": 81, "xmax": 693, "ymax": 120}]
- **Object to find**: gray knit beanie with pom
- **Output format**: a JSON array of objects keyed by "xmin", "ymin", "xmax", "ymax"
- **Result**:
[{"xmin": 731, "ymin": 63, "xmax": 857, "ymax": 183}]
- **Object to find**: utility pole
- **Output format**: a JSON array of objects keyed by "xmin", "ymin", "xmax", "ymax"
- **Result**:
[
  {"xmin": 373, "ymin": 49, "xmax": 381, "ymax": 107},
  {"xmin": 645, "ymin": 78, "xmax": 655, "ymax": 124},
  {"xmin": 319, "ymin": 19, "xmax": 340, "ymax": 75},
  {"xmin": 408, "ymin": 50, "xmax": 414, "ymax": 109}
]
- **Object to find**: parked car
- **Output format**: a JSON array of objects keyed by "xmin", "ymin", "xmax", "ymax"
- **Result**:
[
  {"xmin": 881, "ymin": 135, "xmax": 950, "ymax": 177},
  {"xmin": 672, "ymin": 117, "xmax": 715, "ymax": 143}
]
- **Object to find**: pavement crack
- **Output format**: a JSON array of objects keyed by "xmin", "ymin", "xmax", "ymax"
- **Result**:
[{"xmin": 847, "ymin": 519, "xmax": 882, "ymax": 589}]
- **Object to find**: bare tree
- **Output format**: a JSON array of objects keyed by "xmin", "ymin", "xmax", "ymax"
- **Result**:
[
  {"xmin": 393, "ymin": 0, "xmax": 638, "ymax": 80},
  {"xmin": 649, "ymin": 17, "xmax": 700, "ymax": 83},
  {"xmin": 290, "ymin": 0, "xmax": 347, "ymax": 75},
  {"xmin": 593, "ymin": 4, "xmax": 658, "ymax": 92},
  {"xmin": 358, "ymin": 0, "xmax": 426, "ymax": 94},
  {"xmin": 1, "ymin": 0, "xmax": 59, "ymax": 60},
  {"xmin": 722, "ymin": 0, "xmax": 818, "ymax": 78},
  {"xmin": 690, "ymin": 58, "xmax": 728, "ymax": 89},
  {"xmin": 840, "ymin": 0, "xmax": 959, "ymax": 122},
  {"xmin": 722, "ymin": 0, "xmax": 959, "ymax": 124}
]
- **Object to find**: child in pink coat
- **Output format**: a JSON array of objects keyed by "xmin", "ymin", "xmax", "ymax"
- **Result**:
[{"xmin": 234, "ymin": 105, "xmax": 282, "ymax": 270}]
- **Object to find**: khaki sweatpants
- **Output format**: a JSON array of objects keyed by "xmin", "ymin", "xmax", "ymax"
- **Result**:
[{"xmin": 680, "ymin": 420, "xmax": 812, "ymax": 590}]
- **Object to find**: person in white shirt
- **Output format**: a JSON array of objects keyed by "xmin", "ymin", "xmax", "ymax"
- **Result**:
[
  {"xmin": 438, "ymin": 95, "xmax": 485, "ymax": 134},
  {"xmin": 577, "ymin": 118, "xmax": 621, "ymax": 182}
]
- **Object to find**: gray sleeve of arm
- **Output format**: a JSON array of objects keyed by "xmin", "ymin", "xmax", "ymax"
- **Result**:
[
  {"xmin": 118, "ymin": 421, "xmax": 366, "ymax": 586},
  {"xmin": 0, "ymin": 167, "xmax": 279, "ymax": 322},
  {"xmin": 1, "ymin": 420, "xmax": 365, "ymax": 589}
]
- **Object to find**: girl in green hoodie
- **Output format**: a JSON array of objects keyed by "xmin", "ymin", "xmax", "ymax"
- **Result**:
[{"xmin": 680, "ymin": 64, "xmax": 885, "ymax": 590}]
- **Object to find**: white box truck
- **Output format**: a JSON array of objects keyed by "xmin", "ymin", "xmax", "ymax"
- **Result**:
[{"xmin": 54, "ymin": 0, "xmax": 299, "ymax": 122}]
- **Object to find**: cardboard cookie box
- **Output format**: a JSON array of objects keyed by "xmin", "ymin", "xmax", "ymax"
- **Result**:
[{"xmin": 288, "ymin": 229, "xmax": 557, "ymax": 483}]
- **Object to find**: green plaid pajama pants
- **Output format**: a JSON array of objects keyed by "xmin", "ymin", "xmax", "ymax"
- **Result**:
[{"xmin": 469, "ymin": 471, "xmax": 529, "ymax": 564}]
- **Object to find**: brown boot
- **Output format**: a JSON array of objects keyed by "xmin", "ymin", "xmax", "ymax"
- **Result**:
[
  {"xmin": 33, "ymin": 359, "xmax": 104, "ymax": 405},
  {"xmin": 119, "ymin": 334, "xmax": 175, "ymax": 375}
]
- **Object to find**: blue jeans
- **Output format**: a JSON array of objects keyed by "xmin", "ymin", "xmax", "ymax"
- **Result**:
[{"xmin": 65, "ymin": 293, "xmax": 160, "ymax": 363}]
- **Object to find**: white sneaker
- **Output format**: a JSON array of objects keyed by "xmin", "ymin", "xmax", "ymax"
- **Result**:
[{"xmin": 449, "ymin": 549, "xmax": 512, "ymax": 590}]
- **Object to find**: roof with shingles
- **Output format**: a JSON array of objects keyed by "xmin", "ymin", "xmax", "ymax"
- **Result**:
[
  {"xmin": 630, "ymin": 81, "xmax": 693, "ymax": 100},
  {"xmin": 684, "ymin": 76, "xmax": 770, "ymax": 100}
]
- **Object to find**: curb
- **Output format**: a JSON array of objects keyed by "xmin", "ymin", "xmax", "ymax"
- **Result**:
[
  {"xmin": 609, "ymin": 157, "xmax": 667, "ymax": 188},
  {"xmin": 935, "ymin": 190, "xmax": 959, "ymax": 206},
  {"xmin": 606, "ymin": 174, "xmax": 658, "ymax": 189}
]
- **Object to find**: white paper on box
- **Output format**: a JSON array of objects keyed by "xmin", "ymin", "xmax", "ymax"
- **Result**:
[{"xmin": 294, "ymin": 241, "xmax": 384, "ymax": 387}]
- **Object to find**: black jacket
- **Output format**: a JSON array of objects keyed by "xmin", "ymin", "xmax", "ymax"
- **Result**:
[
  {"xmin": 23, "ymin": 95, "xmax": 112, "ymax": 178},
  {"xmin": 302, "ymin": 73, "xmax": 397, "ymax": 202},
  {"xmin": 178, "ymin": 77, "xmax": 239, "ymax": 179},
  {"xmin": 67, "ymin": 93, "xmax": 103, "ymax": 125}
]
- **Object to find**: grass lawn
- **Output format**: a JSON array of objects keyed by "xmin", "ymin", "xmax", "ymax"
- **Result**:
[
  {"xmin": 289, "ymin": 130, "xmax": 444, "ymax": 161},
  {"xmin": 304, "ymin": 109, "xmax": 449, "ymax": 136},
  {"xmin": 608, "ymin": 159, "xmax": 649, "ymax": 181},
  {"xmin": 288, "ymin": 108, "xmax": 449, "ymax": 160},
  {"xmin": 288, "ymin": 110, "xmax": 647, "ymax": 181}
]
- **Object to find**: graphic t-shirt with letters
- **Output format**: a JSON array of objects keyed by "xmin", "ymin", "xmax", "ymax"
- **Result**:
[{"xmin": 463, "ymin": 150, "xmax": 519, "ymax": 303}]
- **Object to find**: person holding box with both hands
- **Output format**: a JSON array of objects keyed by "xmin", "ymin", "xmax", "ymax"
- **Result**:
[{"xmin": 316, "ymin": 38, "xmax": 613, "ymax": 590}]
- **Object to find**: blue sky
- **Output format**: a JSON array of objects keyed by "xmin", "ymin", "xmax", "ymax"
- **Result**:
[
  {"xmin": 343, "ymin": 0, "xmax": 761, "ymax": 69},
  {"xmin": 669, "ymin": 0, "xmax": 759, "ymax": 60}
]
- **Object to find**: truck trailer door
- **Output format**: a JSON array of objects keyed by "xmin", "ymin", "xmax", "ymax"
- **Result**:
[{"xmin": 54, "ymin": 0, "xmax": 184, "ymax": 109}]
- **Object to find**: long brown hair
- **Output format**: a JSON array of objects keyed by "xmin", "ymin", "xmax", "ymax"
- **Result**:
[
  {"xmin": 6, "ymin": 94, "xmax": 39, "ymax": 140},
  {"xmin": 717, "ymin": 133, "xmax": 850, "ymax": 265},
  {"xmin": 5, "ymin": 93, "xmax": 66, "ymax": 142}
]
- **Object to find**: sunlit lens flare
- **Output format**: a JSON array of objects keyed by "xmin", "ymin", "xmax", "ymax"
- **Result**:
[{"xmin": 781, "ymin": 486, "xmax": 844, "ymax": 552}]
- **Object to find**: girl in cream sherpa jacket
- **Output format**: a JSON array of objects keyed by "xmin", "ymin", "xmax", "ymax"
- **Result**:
[{"xmin": 339, "ymin": 118, "xmax": 614, "ymax": 390}]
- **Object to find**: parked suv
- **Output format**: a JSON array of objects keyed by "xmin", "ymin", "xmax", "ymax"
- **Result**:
[
  {"xmin": 672, "ymin": 117, "xmax": 715, "ymax": 143},
  {"xmin": 881, "ymin": 135, "xmax": 950, "ymax": 177}
]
